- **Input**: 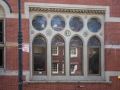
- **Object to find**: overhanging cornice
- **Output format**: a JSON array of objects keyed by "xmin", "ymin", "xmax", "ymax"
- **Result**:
[{"xmin": 29, "ymin": 7, "xmax": 105, "ymax": 14}]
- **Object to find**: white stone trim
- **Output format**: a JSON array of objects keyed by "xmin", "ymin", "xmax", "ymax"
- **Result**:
[
  {"xmin": 24, "ymin": 2, "xmax": 120, "ymax": 22},
  {"xmin": 5, "ymin": 70, "xmax": 30, "ymax": 81},
  {"xmin": 105, "ymin": 45, "xmax": 120, "ymax": 49},
  {"xmin": 105, "ymin": 71, "xmax": 120, "ymax": 81},
  {"xmin": 0, "ymin": 0, "xmax": 10, "ymax": 18}
]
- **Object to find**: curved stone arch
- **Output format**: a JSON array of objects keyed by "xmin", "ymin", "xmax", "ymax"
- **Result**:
[{"xmin": 0, "ymin": 0, "xmax": 12, "ymax": 17}]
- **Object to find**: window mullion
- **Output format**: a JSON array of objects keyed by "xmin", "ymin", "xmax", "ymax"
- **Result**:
[{"xmin": 83, "ymin": 42, "xmax": 88, "ymax": 78}]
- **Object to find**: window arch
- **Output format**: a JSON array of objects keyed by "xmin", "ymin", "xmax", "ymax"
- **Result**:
[
  {"xmin": 88, "ymin": 36, "xmax": 101, "ymax": 75},
  {"xmin": 70, "ymin": 36, "xmax": 83, "ymax": 75},
  {"xmin": 51, "ymin": 35, "xmax": 65, "ymax": 75},
  {"xmin": 32, "ymin": 35, "xmax": 47, "ymax": 75}
]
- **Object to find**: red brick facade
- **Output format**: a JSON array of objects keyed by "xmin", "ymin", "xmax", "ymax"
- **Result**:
[
  {"xmin": 0, "ymin": 0, "xmax": 120, "ymax": 90},
  {"xmin": 0, "ymin": 76, "xmax": 120, "ymax": 90}
]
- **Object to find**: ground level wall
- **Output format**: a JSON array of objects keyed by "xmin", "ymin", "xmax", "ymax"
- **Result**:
[{"xmin": 0, "ymin": 76, "xmax": 120, "ymax": 90}]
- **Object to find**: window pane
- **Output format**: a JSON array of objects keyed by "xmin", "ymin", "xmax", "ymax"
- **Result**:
[
  {"xmin": 0, "ymin": 48, "xmax": 3, "ymax": 67},
  {"xmin": 88, "ymin": 48, "xmax": 100, "ymax": 74},
  {"xmin": 69, "ymin": 17, "xmax": 83, "ymax": 32},
  {"xmin": 87, "ymin": 18, "xmax": 101, "ymax": 32},
  {"xmin": 70, "ymin": 36, "xmax": 83, "ymax": 75},
  {"xmin": 51, "ymin": 16, "xmax": 65, "ymax": 31},
  {"xmin": 70, "ymin": 36, "xmax": 83, "ymax": 46},
  {"xmin": 88, "ymin": 37, "xmax": 101, "ymax": 46},
  {"xmin": 0, "ymin": 21, "xmax": 3, "ymax": 42},
  {"xmin": 88, "ymin": 37, "xmax": 101, "ymax": 75},
  {"xmin": 52, "ymin": 63, "xmax": 58, "ymax": 73},
  {"xmin": 32, "ymin": 36, "xmax": 47, "ymax": 75},
  {"xmin": 32, "ymin": 16, "xmax": 47, "ymax": 31},
  {"xmin": 52, "ymin": 35, "xmax": 64, "ymax": 46},
  {"xmin": 52, "ymin": 47, "xmax": 58, "ymax": 55},
  {"xmin": 51, "ymin": 36, "xmax": 65, "ymax": 75},
  {"xmin": 33, "ymin": 35, "xmax": 46, "ymax": 46}
]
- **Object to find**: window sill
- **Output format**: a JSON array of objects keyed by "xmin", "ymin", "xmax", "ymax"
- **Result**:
[{"xmin": 23, "ymin": 80, "xmax": 112, "ymax": 85}]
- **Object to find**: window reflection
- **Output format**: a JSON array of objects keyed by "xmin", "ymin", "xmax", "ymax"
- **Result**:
[
  {"xmin": 88, "ymin": 37, "xmax": 100, "ymax": 75},
  {"xmin": 32, "ymin": 16, "xmax": 47, "ymax": 31},
  {"xmin": 87, "ymin": 18, "xmax": 101, "ymax": 32},
  {"xmin": 32, "ymin": 35, "xmax": 47, "ymax": 75},
  {"xmin": 51, "ymin": 36, "xmax": 65, "ymax": 75},
  {"xmin": 69, "ymin": 17, "xmax": 83, "ymax": 32},
  {"xmin": 70, "ymin": 36, "xmax": 83, "ymax": 75},
  {"xmin": 51, "ymin": 16, "xmax": 65, "ymax": 31}
]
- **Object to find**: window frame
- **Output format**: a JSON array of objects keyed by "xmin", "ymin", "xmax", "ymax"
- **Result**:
[
  {"xmin": 70, "ymin": 47, "xmax": 78, "ymax": 58},
  {"xmin": 52, "ymin": 62, "xmax": 58, "ymax": 74},
  {"xmin": 52, "ymin": 47, "xmax": 58, "ymax": 56},
  {"xmin": 29, "ymin": 5, "xmax": 105, "ymax": 81}
]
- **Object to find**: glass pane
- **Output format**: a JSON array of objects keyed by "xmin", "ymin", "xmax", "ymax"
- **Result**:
[
  {"xmin": 88, "ymin": 37, "xmax": 101, "ymax": 46},
  {"xmin": 32, "ymin": 35, "xmax": 47, "ymax": 75},
  {"xmin": 32, "ymin": 16, "xmax": 47, "ymax": 31},
  {"xmin": 51, "ymin": 36, "xmax": 65, "ymax": 75},
  {"xmin": 33, "ymin": 46, "xmax": 46, "ymax": 75},
  {"xmin": 33, "ymin": 35, "xmax": 46, "ymax": 46},
  {"xmin": 87, "ymin": 18, "xmax": 101, "ymax": 32},
  {"xmin": 52, "ymin": 36, "xmax": 64, "ymax": 46},
  {"xmin": 0, "ymin": 48, "xmax": 3, "ymax": 67},
  {"xmin": 51, "ymin": 16, "xmax": 65, "ymax": 31},
  {"xmin": 69, "ymin": 17, "xmax": 83, "ymax": 32},
  {"xmin": 70, "ymin": 36, "xmax": 83, "ymax": 46},
  {"xmin": 0, "ymin": 21, "xmax": 3, "ymax": 42},
  {"xmin": 70, "ymin": 37, "xmax": 83, "ymax": 75},
  {"xmin": 88, "ymin": 48, "xmax": 100, "ymax": 74},
  {"xmin": 52, "ymin": 63, "xmax": 58, "ymax": 73}
]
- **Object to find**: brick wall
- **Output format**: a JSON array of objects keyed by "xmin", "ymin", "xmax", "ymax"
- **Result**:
[
  {"xmin": 5, "ymin": 18, "xmax": 29, "ymax": 70},
  {"xmin": 7, "ymin": 0, "xmax": 120, "ymax": 17},
  {"xmin": 1, "ymin": 0, "xmax": 120, "ymax": 90},
  {"xmin": 0, "ymin": 76, "xmax": 120, "ymax": 90},
  {"xmin": 105, "ymin": 49, "xmax": 120, "ymax": 71},
  {"xmin": 6, "ymin": 18, "xmax": 29, "ymax": 42},
  {"xmin": 105, "ymin": 22, "xmax": 120, "ymax": 45}
]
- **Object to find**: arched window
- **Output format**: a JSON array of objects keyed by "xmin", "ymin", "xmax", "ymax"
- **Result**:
[
  {"xmin": 88, "ymin": 37, "xmax": 101, "ymax": 75},
  {"xmin": 70, "ymin": 36, "xmax": 83, "ymax": 75},
  {"xmin": 32, "ymin": 35, "xmax": 47, "ymax": 75},
  {"xmin": 51, "ymin": 35, "xmax": 65, "ymax": 75}
]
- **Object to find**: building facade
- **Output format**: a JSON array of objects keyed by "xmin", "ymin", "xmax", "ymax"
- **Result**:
[{"xmin": 0, "ymin": 0, "xmax": 120, "ymax": 90}]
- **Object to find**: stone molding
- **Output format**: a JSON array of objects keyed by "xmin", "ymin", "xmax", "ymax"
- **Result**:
[{"xmin": 29, "ymin": 7, "xmax": 105, "ymax": 14}]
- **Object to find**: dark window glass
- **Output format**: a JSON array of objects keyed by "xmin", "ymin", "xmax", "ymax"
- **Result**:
[
  {"xmin": 88, "ymin": 37, "xmax": 101, "ymax": 46},
  {"xmin": 32, "ymin": 16, "xmax": 47, "ymax": 31},
  {"xmin": 88, "ymin": 37, "xmax": 101, "ymax": 75},
  {"xmin": 51, "ymin": 16, "xmax": 65, "ymax": 31},
  {"xmin": 0, "ymin": 21, "xmax": 3, "ymax": 42},
  {"xmin": 32, "ymin": 35, "xmax": 47, "ymax": 75},
  {"xmin": 51, "ymin": 36, "xmax": 65, "ymax": 75},
  {"xmin": 70, "ymin": 36, "xmax": 83, "ymax": 75},
  {"xmin": 87, "ymin": 18, "xmax": 101, "ymax": 32},
  {"xmin": 69, "ymin": 17, "xmax": 83, "ymax": 32},
  {"xmin": 0, "ymin": 48, "xmax": 3, "ymax": 67}
]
